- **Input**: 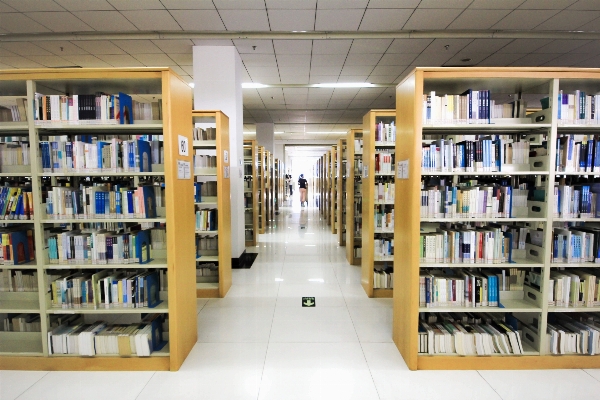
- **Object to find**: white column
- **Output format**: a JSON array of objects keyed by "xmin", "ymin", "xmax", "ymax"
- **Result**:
[
  {"xmin": 193, "ymin": 46, "xmax": 245, "ymax": 260},
  {"xmin": 256, "ymin": 122, "xmax": 274, "ymax": 153}
]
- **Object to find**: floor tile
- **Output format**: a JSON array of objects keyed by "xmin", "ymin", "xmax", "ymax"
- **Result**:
[
  {"xmin": 258, "ymin": 343, "xmax": 379, "ymax": 400},
  {"xmin": 280, "ymin": 266, "xmax": 338, "ymax": 283},
  {"xmin": 269, "ymin": 317, "xmax": 359, "ymax": 343},
  {"xmin": 224, "ymin": 283, "xmax": 280, "ymax": 298},
  {"xmin": 16, "ymin": 371, "xmax": 154, "ymax": 400},
  {"xmin": 0, "ymin": 371, "xmax": 47, "ymax": 400},
  {"xmin": 197, "ymin": 311, "xmax": 273, "ymax": 342},
  {"xmin": 273, "ymin": 305, "xmax": 352, "ymax": 321}
]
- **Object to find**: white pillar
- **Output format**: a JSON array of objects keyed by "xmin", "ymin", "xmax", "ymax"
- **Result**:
[
  {"xmin": 256, "ymin": 122, "xmax": 274, "ymax": 153},
  {"xmin": 193, "ymin": 46, "xmax": 245, "ymax": 262}
]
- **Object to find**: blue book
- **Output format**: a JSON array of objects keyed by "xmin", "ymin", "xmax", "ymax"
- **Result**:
[
  {"xmin": 127, "ymin": 191, "xmax": 134, "ymax": 214},
  {"xmin": 558, "ymin": 90, "xmax": 562, "ymax": 120},
  {"xmin": 9, "ymin": 230, "xmax": 33, "ymax": 264},
  {"xmin": 134, "ymin": 229, "xmax": 152, "ymax": 264},
  {"xmin": 137, "ymin": 140, "xmax": 152, "ymax": 172},
  {"xmin": 141, "ymin": 186, "xmax": 157, "ymax": 218},
  {"xmin": 145, "ymin": 271, "xmax": 162, "ymax": 308},
  {"xmin": 118, "ymin": 92, "xmax": 133, "ymax": 124}
]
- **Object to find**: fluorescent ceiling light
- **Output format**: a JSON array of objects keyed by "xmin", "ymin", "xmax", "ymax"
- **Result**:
[
  {"xmin": 313, "ymin": 82, "xmax": 374, "ymax": 88},
  {"xmin": 188, "ymin": 83, "xmax": 195, "ymax": 88},
  {"xmin": 242, "ymin": 82, "xmax": 270, "ymax": 88}
]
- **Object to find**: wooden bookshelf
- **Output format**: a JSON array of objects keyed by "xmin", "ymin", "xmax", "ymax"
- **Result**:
[
  {"xmin": 243, "ymin": 140, "xmax": 258, "ymax": 246},
  {"xmin": 318, "ymin": 156, "xmax": 324, "ymax": 213},
  {"xmin": 0, "ymin": 68, "xmax": 195, "ymax": 371},
  {"xmin": 193, "ymin": 110, "xmax": 232, "ymax": 299},
  {"xmin": 266, "ymin": 152, "xmax": 273, "ymax": 225},
  {"xmin": 324, "ymin": 151, "xmax": 331, "ymax": 223},
  {"xmin": 330, "ymin": 145, "xmax": 338, "ymax": 233},
  {"xmin": 346, "ymin": 129, "xmax": 363, "ymax": 266},
  {"xmin": 258, "ymin": 146, "xmax": 266, "ymax": 234},
  {"xmin": 393, "ymin": 66, "xmax": 600, "ymax": 370},
  {"xmin": 338, "ymin": 138, "xmax": 347, "ymax": 246},
  {"xmin": 361, "ymin": 110, "xmax": 395, "ymax": 298}
]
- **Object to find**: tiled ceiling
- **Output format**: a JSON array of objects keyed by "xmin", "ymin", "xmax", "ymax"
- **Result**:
[{"xmin": 1, "ymin": 0, "xmax": 600, "ymax": 140}]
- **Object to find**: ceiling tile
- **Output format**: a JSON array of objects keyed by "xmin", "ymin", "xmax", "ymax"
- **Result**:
[
  {"xmin": 344, "ymin": 53, "xmax": 383, "ymax": 66},
  {"xmin": 0, "ymin": 47, "xmax": 18, "ymax": 57},
  {"xmin": 220, "ymin": 10, "xmax": 270, "ymax": 30},
  {"xmin": 331, "ymin": 88, "xmax": 360, "ymax": 98},
  {"xmin": 468, "ymin": 0, "xmax": 526, "ymax": 9},
  {"xmin": 283, "ymin": 88, "xmax": 309, "ymax": 96},
  {"xmin": 349, "ymin": 39, "xmax": 393, "ymax": 54},
  {"xmin": 569, "ymin": 0, "xmax": 600, "ymax": 10},
  {"xmin": 447, "ymin": 9, "xmax": 512, "ymax": 29},
  {"xmin": 368, "ymin": 75, "xmax": 400, "ymax": 84},
  {"xmin": 107, "ymin": 0, "xmax": 164, "ymax": 9},
  {"xmin": 491, "ymin": 10, "xmax": 559, "ymax": 29},
  {"xmin": 338, "ymin": 75, "xmax": 369, "ymax": 82},
  {"xmin": 266, "ymin": 0, "xmax": 317, "ymax": 9},
  {"xmin": 542, "ymin": 52, "xmax": 595, "ymax": 66},
  {"xmin": 476, "ymin": 53, "xmax": 526, "ymax": 66},
  {"xmin": 233, "ymin": 40, "xmax": 274, "ymax": 54},
  {"xmin": 310, "ymin": 66, "xmax": 342, "ymax": 75},
  {"xmin": 354, "ymin": 87, "xmax": 385, "ymax": 98},
  {"xmin": 368, "ymin": 0, "xmax": 420, "ymax": 7},
  {"xmin": 377, "ymin": 53, "xmax": 420, "ymax": 65},
  {"xmin": 171, "ymin": 10, "xmax": 226, "ymax": 30},
  {"xmin": 573, "ymin": 54, "xmax": 600, "ymax": 67},
  {"xmin": 276, "ymin": 54, "xmax": 311, "ymax": 67},
  {"xmin": 112, "ymin": 40, "xmax": 163, "ymax": 54},
  {"xmin": 534, "ymin": 39, "xmax": 590, "ymax": 53},
  {"xmin": 317, "ymin": 0, "xmax": 368, "ymax": 8},
  {"xmin": 412, "ymin": 52, "xmax": 454, "ymax": 66},
  {"xmin": 180, "ymin": 65, "xmax": 193, "ymax": 74},
  {"xmin": 250, "ymin": 75, "xmax": 281, "ymax": 84},
  {"xmin": 36, "ymin": 41, "xmax": 90, "ymax": 55},
  {"xmin": 497, "ymin": 38, "xmax": 552, "ymax": 53},
  {"xmin": 315, "ymin": 9, "xmax": 364, "ymax": 30},
  {"xmin": 311, "ymin": 54, "xmax": 347, "ymax": 66},
  {"xmin": 73, "ymin": 11, "xmax": 139, "ymax": 30},
  {"xmin": 422, "ymin": 38, "xmax": 473, "ymax": 54},
  {"xmin": 167, "ymin": 52, "xmax": 193, "ymax": 66},
  {"xmin": 54, "ymin": 0, "xmax": 113, "ymax": 10},
  {"xmin": 151, "ymin": 39, "xmax": 194, "ymax": 54},
  {"xmin": 95, "ymin": 54, "xmax": 146, "ymax": 67},
  {"xmin": 213, "ymin": 0, "xmax": 265, "ymax": 9},
  {"xmin": 73, "ymin": 40, "xmax": 126, "ymax": 54},
  {"xmin": 1, "ymin": 0, "xmax": 64, "ymax": 12},
  {"xmin": 568, "ymin": 40, "xmax": 600, "ymax": 54},
  {"xmin": 509, "ymin": 53, "xmax": 561, "ymax": 66},
  {"xmin": 121, "ymin": 10, "xmax": 182, "ymax": 30},
  {"xmin": 403, "ymin": 9, "xmax": 463, "ymax": 29},
  {"xmin": 387, "ymin": 39, "xmax": 433, "ymax": 53},
  {"xmin": 241, "ymin": 53, "xmax": 278, "ymax": 67},
  {"xmin": 169, "ymin": 65, "xmax": 187, "ymax": 76},
  {"xmin": 359, "ymin": 9, "xmax": 413, "ymax": 30},
  {"xmin": 312, "ymin": 40, "xmax": 352, "ymax": 54},
  {"xmin": 246, "ymin": 66, "xmax": 280, "ymax": 75},
  {"xmin": 159, "ymin": 0, "xmax": 215, "ymax": 8},
  {"xmin": 132, "ymin": 53, "xmax": 178, "ymax": 66},
  {"xmin": 0, "ymin": 13, "xmax": 51, "ymax": 33},
  {"xmin": 534, "ymin": 10, "xmax": 600, "ymax": 30},
  {"xmin": 268, "ymin": 9, "xmax": 315, "ymax": 31},
  {"xmin": 340, "ymin": 65, "xmax": 375, "ymax": 76},
  {"xmin": 25, "ymin": 12, "xmax": 94, "ymax": 32},
  {"xmin": 24, "ymin": 55, "xmax": 76, "ymax": 67},
  {"xmin": 443, "ymin": 52, "xmax": 494, "ymax": 66},
  {"xmin": 273, "ymin": 40, "xmax": 312, "ymax": 54},
  {"xmin": 192, "ymin": 39, "xmax": 233, "ymax": 46},
  {"xmin": 0, "ymin": 56, "xmax": 44, "ymax": 68},
  {"xmin": 0, "ymin": 42, "xmax": 53, "ymax": 56},
  {"xmin": 279, "ymin": 66, "xmax": 310, "ymax": 76},
  {"xmin": 418, "ymin": 0, "xmax": 472, "ymax": 7},
  {"xmin": 0, "ymin": 2, "xmax": 17, "ymax": 12},
  {"xmin": 518, "ymin": 0, "xmax": 577, "ymax": 9},
  {"xmin": 0, "ymin": 63, "xmax": 15, "ymax": 69},
  {"xmin": 370, "ymin": 65, "xmax": 406, "ymax": 75},
  {"xmin": 280, "ymin": 76, "xmax": 310, "ymax": 84},
  {"xmin": 460, "ymin": 39, "xmax": 514, "ymax": 53},
  {"xmin": 569, "ymin": 17, "xmax": 600, "ymax": 31}
]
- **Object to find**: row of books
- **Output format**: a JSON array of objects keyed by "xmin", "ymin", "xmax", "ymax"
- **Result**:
[
  {"xmin": 353, "ymin": 158, "xmax": 363, "ymax": 174},
  {"xmin": 193, "ymin": 127, "xmax": 217, "ymax": 141},
  {"xmin": 0, "ymin": 187, "xmax": 34, "ymax": 220},
  {"xmin": 354, "ymin": 139, "xmax": 363, "ymax": 153},
  {"xmin": 194, "ymin": 154, "xmax": 217, "ymax": 169},
  {"xmin": 374, "ymin": 151, "xmax": 394, "ymax": 174},
  {"xmin": 196, "ymin": 263, "xmax": 218, "ymax": 277},
  {"xmin": 45, "ymin": 185, "xmax": 158, "ymax": 220},
  {"xmin": 547, "ymin": 313, "xmax": 600, "ymax": 355},
  {"xmin": 374, "ymin": 268, "xmax": 393, "ymax": 289},
  {"xmin": 423, "ymin": 90, "xmax": 496, "ymax": 125},
  {"xmin": 0, "ymin": 270, "xmax": 37, "ymax": 292},
  {"xmin": 0, "ymin": 103, "xmax": 26, "ymax": 122},
  {"xmin": 553, "ymin": 184, "xmax": 599, "ymax": 218},
  {"xmin": 557, "ymin": 91, "xmax": 600, "ymax": 125},
  {"xmin": 354, "ymin": 181, "xmax": 363, "ymax": 193},
  {"xmin": 556, "ymin": 135, "xmax": 600, "ymax": 173},
  {"xmin": 418, "ymin": 313, "xmax": 524, "ymax": 355},
  {"xmin": 0, "ymin": 142, "xmax": 30, "ymax": 166},
  {"xmin": 0, "ymin": 228, "xmax": 35, "ymax": 265},
  {"xmin": 374, "ymin": 205, "xmax": 394, "ymax": 231},
  {"xmin": 48, "ymin": 313, "xmax": 166, "ymax": 356},
  {"xmin": 375, "ymin": 121, "xmax": 395, "ymax": 143},
  {"xmin": 49, "ymin": 269, "xmax": 162, "ymax": 309},
  {"xmin": 40, "ymin": 139, "xmax": 158, "ymax": 173},
  {"xmin": 550, "ymin": 269, "xmax": 600, "ymax": 307},
  {"xmin": 551, "ymin": 226, "xmax": 600, "ymax": 264},
  {"xmin": 2, "ymin": 314, "xmax": 40, "ymax": 332},
  {"xmin": 420, "ymin": 185, "xmax": 524, "ymax": 219},
  {"xmin": 374, "ymin": 238, "xmax": 394, "ymax": 258},
  {"xmin": 46, "ymin": 229, "xmax": 153, "ymax": 265},
  {"xmin": 194, "ymin": 181, "xmax": 217, "ymax": 203},
  {"xmin": 422, "ymin": 138, "xmax": 531, "ymax": 173},
  {"xmin": 353, "ymin": 246, "xmax": 362, "ymax": 259},
  {"xmin": 375, "ymin": 181, "xmax": 394, "ymax": 202},
  {"xmin": 243, "ymin": 193, "xmax": 253, "ymax": 208},
  {"xmin": 195, "ymin": 208, "xmax": 217, "ymax": 231}
]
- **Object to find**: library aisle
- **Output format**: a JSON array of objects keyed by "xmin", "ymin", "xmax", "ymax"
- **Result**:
[{"xmin": 3, "ymin": 204, "xmax": 600, "ymax": 400}]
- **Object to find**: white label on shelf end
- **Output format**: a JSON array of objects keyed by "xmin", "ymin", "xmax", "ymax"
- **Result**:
[
  {"xmin": 178, "ymin": 135, "xmax": 189, "ymax": 156},
  {"xmin": 224, "ymin": 150, "xmax": 229, "ymax": 163},
  {"xmin": 397, "ymin": 160, "xmax": 409, "ymax": 179},
  {"xmin": 177, "ymin": 160, "xmax": 191, "ymax": 179}
]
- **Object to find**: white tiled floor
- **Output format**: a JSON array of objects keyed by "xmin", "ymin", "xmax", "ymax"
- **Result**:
[{"xmin": 4, "ymin": 204, "xmax": 600, "ymax": 399}]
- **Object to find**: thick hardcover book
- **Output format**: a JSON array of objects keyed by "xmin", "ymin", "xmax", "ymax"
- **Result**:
[
  {"xmin": 119, "ymin": 92, "xmax": 133, "ymax": 124},
  {"xmin": 137, "ymin": 140, "xmax": 152, "ymax": 172}
]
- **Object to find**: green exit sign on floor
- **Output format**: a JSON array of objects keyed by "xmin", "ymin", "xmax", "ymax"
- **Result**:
[{"xmin": 302, "ymin": 297, "xmax": 315, "ymax": 307}]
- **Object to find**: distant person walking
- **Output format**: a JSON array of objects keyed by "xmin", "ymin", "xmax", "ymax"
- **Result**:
[{"xmin": 298, "ymin": 174, "xmax": 308, "ymax": 206}]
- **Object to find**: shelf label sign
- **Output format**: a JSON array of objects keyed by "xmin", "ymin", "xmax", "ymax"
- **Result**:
[
  {"xmin": 178, "ymin": 135, "xmax": 189, "ymax": 156},
  {"xmin": 177, "ymin": 160, "xmax": 191, "ymax": 179},
  {"xmin": 397, "ymin": 160, "xmax": 409, "ymax": 180},
  {"xmin": 302, "ymin": 297, "xmax": 316, "ymax": 307},
  {"xmin": 224, "ymin": 166, "xmax": 230, "ymax": 179},
  {"xmin": 363, "ymin": 165, "xmax": 368, "ymax": 177},
  {"xmin": 224, "ymin": 150, "xmax": 229, "ymax": 164}
]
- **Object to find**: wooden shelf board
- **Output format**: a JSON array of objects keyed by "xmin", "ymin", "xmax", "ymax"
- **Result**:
[
  {"xmin": 554, "ymin": 218, "xmax": 600, "ymax": 222},
  {"xmin": 0, "ymin": 355, "xmax": 170, "ymax": 371},
  {"xmin": 550, "ymin": 262, "xmax": 600, "ymax": 268},
  {"xmin": 420, "ymin": 259, "xmax": 544, "ymax": 268},
  {"xmin": 0, "ymin": 260, "xmax": 38, "ymax": 269},
  {"xmin": 44, "ymin": 259, "xmax": 168, "ymax": 269},
  {"xmin": 421, "ymin": 217, "xmax": 545, "ymax": 222},
  {"xmin": 419, "ymin": 299, "xmax": 541, "ymax": 313},
  {"xmin": 40, "ymin": 218, "xmax": 166, "ymax": 224},
  {"xmin": 421, "ymin": 171, "xmax": 548, "ymax": 176},
  {"xmin": 196, "ymin": 282, "xmax": 219, "ymax": 298},
  {"xmin": 555, "ymin": 172, "xmax": 600, "ymax": 176},
  {"xmin": 193, "ymin": 140, "xmax": 216, "ymax": 147},
  {"xmin": 0, "ymin": 300, "xmax": 40, "ymax": 313},
  {"xmin": 374, "ymin": 142, "xmax": 395, "ymax": 147},
  {"xmin": 549, "ymin": 306, "xmax": 600, "ymax": 312},
  {"xmin": 423, "ymin": 123, "xmax": 551, "ymax": 132},
  {"xmin": 41, "ymin": 171, "xmax": 163, "ymax": 177},
  {"xmin": 46, "ymin": 301, "xmax": 168, "ymax": 314},
  {"xmin": 195, "ymin": 230, "xmax": 218, "ymax": 235},
  {"xmin": 373, "ymin": 288, "xmax": 393, "ymax": 298},
  {"xmin": 196, "ymin": 256, "xmax": 218, "ymax": 262},
  {"xmin": 0, "ymin": 172, "xmax": 31, "ymax": 177},
  {"xmin": 416, "ymin": 354, "xmax": 600, "ymax": 370},
  {"xmin": 50, "ymin": 343, "xmax": 169, "ymax": 358},
  {"xmin": 0, "ymin": 121, "xmax": 28, "ymax": 131},
  {"xmin": 0, "ymin": 220, "xmax": 34, "ymax": 224}
]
